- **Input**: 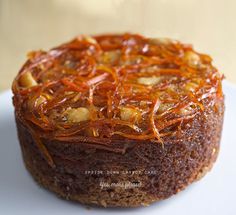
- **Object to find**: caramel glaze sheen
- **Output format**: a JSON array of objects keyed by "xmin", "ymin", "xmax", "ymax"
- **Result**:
[{"xmin": 12, "ymin": 33, "xmax": 224, "ymax": 207}]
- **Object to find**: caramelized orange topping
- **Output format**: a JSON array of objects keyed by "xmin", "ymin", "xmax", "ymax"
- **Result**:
[{"xmin": 12, "ymin": 34, "xmax": 224, "ymax": 142}]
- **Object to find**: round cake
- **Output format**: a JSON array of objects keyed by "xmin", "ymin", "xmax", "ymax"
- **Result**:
[{"xmin": 12, "ymin": 33, "xmax": 224, "ymax": 207}]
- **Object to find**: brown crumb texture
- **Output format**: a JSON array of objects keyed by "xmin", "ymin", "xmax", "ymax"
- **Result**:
[{"xmin": 15, "ymin": 97, "xmax": 223, "ymax": 207}]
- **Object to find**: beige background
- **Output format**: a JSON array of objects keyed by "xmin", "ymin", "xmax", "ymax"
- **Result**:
[{"xmin": 1, "ymin": 0, "xmax": 236, "ymax": 92}]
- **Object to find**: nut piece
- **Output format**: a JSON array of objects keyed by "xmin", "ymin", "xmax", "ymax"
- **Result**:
[
  {"xmin": 64, "ymin": 107, "xmax": 90, "ymax": 123},
  {"xmin": 179, "ymin": 106, "xmax": 194, "ymax": 115},
  {"xmin": 19, "ymin": 72, "xmax": 38, "ymax": 88},
  {"xmin": 183, "ymin": 51, "xmax": 201, "ymax": 67},
  {"xmin": 99, "ymin": 50, "xmax": 121, "ymax": 64},
  {"xmin": 84, "ymin": 36, "xmax": 97, "ymax": 44},
  {"xmin": 35, "ymin": 95, "xmax": 47, "ymax": 107},
  {"xmin": 149, "ymin": 38, "xmax": 173, "ymax": 45},
  {"xmin": 28, "ymin": 95, "xmax": 47, "ymax": 109},
  {"xmin": 158, "ymin": 103, "xmax": 173, "ymax": 113},
  {"xmin": 120, "ymin": 107, "xmax": 140, "ymax": 122},
  {"xmin": 137, "ymin": 76, "xmax": 161, "ymax": 86},
  {"xmin": 185, "ymin": 82, "xmax": 199, "ymax": 92}
]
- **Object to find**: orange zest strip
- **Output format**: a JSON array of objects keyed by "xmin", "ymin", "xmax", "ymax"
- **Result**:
[
  {"xmin": 27, "ymin": 125, "xmax": 55, "ymax": 168},
  {"xmin": 61, "ymin": 77, "xmax": 88, "ymax": 92},
  {"xmin": 150, "ymin": 98, "xmax": 163, "ymax": 143},
  {"xmin": 86, "ymin": 73, "xmax": 109, "ymax": 86},
  {"xmin": 114, "ymin": 131, "xmax": 155, "ymax": 140}
]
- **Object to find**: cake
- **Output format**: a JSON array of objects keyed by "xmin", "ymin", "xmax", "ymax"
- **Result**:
[{"xmin": 12, "ymin": 33, "xmax": 224, "ymax": 207}]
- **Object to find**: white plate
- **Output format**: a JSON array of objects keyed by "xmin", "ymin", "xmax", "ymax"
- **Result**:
[{"xmin": 0, "ymin": 81, "xmax": 235, "ymax": 215}]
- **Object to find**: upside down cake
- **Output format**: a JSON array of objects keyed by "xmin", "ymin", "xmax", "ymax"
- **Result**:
[{"xmin": 12, "ymin": 33, "xmax": 224, "ymax": 207}]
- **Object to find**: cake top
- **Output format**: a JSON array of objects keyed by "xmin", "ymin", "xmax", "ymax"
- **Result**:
[{"xmin": 12, "ymin": 33, "xmax": 224, "ymax": 142}]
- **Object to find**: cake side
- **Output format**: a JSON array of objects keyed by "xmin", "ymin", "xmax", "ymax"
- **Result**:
[{"xmin": 15, "ymin": 97, "xmax": 224, "ymax": 207}]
